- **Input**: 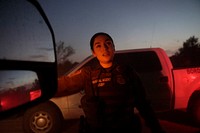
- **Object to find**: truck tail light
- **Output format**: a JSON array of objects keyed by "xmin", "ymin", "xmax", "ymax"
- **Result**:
[{"xmin": 30, "ymin": 89, "xmax": 41, "ymax": 101}]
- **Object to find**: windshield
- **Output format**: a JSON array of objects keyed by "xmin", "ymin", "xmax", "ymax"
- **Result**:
[{"xmin": 0, "ymin": 0, "xmax": 55, "ymax": 62}]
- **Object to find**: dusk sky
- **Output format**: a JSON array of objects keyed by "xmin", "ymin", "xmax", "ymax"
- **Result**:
[{"xmin": 39, "ymin": 0, "xmax": 200, "ymax": 62}]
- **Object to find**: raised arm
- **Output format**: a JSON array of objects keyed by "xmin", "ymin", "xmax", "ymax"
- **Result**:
[{"xmin": 55, "ymin": 69, "xmax": 85, "ymax": 97}]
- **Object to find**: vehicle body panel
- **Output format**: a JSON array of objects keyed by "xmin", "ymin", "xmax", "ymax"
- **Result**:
[
  {"xmin": 49, "ymin": 47, "xmax": 200, "ymax": 132},
  {"xmin": 173, "ymin": 67, "xmax": 200, "ymax": 109}
]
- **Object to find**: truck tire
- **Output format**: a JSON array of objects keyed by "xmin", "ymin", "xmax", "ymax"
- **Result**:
[
  {"xmin": 187, "ymin": 91, "xmax": 200, "ymax": 126},
  {"xmin": 23, "ymin": 100, "xmax": 63, "ymax": 133}
]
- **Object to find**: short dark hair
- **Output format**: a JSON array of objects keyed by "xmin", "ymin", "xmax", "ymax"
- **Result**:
[{"xmin": 90, "ymin": 32, "xmax": 114, "ymax": 51}]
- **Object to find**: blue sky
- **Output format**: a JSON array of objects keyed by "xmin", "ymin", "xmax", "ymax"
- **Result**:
[{"xmin": 39, "ymin": 0, "xmax": 200, "ymax": 62}]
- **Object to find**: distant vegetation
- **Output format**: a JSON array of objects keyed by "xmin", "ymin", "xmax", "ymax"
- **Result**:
[
  {"xmin": 56, "ymin": 41, "xmax": 78, "ymax": 77},
  {"xmin": 170, "ymin": 36, "xmax": 200, "ymax": 68}
]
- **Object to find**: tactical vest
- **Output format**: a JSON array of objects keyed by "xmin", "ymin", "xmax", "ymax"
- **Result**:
[{"xmin": 81, "ymin": 63, "xmax": 136, "ymax": 129}]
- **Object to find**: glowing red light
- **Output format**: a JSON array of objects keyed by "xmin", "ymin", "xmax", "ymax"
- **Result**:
[{"xmin": 30, "ymin": 89, "xmax": 41, "ymax": 101}]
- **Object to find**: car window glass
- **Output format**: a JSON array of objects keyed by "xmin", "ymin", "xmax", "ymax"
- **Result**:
[
  {"xmin": 0, "ymin": 0, "xmax": 54, "ymax": 62},
  {"xmin": 77, "ymin": 51, "xmax": 162, "ymax": 73},
  {"xmin": 115, "ymin": 52, "xmax": 162, "ymax": 72},
  {"xmin": 0, "ymin": 0, "xmax": 57, "ymax": 113}
]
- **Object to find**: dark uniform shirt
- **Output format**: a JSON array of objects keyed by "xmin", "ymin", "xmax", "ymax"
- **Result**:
[{"xmin": 58, "ymin": 59, "xmax": 164, "ymax": 133}]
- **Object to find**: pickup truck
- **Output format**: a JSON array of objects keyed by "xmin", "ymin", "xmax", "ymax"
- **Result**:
[{"xmin": 23, "ymin": 47, "xmax": 200, "ymax": 133}]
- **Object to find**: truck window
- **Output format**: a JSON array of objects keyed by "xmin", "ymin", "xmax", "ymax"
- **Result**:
[
  {"xmin": 78, "ymin": 51, "xmax": 162, "ymax": 73},
  {"xmin": 115, "ymin": 51, "xmax": 162, "ymax": 73}
]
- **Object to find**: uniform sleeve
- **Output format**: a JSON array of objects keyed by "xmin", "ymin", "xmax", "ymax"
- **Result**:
[
  {"xmin": 55, "ymin": 68, "xmax": 86, "ymax": 97},
  {"xmin": 131, "ymin": 69, "xmax": 165, "ymax": 133}
]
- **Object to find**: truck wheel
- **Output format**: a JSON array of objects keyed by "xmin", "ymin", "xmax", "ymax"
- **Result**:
[
  {"xmin": 23, "ymin": 100, "xmax": 63, "ymax": 133},
  {"xmin": 187, "ymin": 91, "xmax": 200, "ymax": 126}
]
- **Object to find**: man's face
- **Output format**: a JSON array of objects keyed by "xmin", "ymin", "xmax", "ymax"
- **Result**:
[{"xmin": 92, "ymin": 35, "xmax": 115, "ymax": 67}]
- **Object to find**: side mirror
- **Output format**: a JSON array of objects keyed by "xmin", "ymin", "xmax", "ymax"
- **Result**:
[
  {"xmin": 0, "ymin": 0, "xmax": 57, "ymax": 115},
  {"xmin": 0, "ymin": 71, "xmax": 41, "ymax": 111}
]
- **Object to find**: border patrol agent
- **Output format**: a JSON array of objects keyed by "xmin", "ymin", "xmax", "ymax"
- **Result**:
[{"xmin": 57, "ymin": 32, "xmax": 165, "ymax": 133}]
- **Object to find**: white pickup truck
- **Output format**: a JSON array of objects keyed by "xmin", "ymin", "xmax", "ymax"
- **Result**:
[{"xmin": 23, "ymin": 47, "xmax": 200, "ymax": 133}]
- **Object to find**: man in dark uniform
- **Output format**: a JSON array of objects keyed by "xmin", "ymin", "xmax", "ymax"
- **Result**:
[{"xmin": 57, "ymin": 32, "xmax": 165, "ymax": 133}]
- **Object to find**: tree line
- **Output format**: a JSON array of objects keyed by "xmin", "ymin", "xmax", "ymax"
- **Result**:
[
  {"xmin": 170, "ymin": 36, "xmax": 200, "ymax": 68},
  {"xmin": 56, "ymin": 41, "xmax": 78, "ymax": 77}
]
